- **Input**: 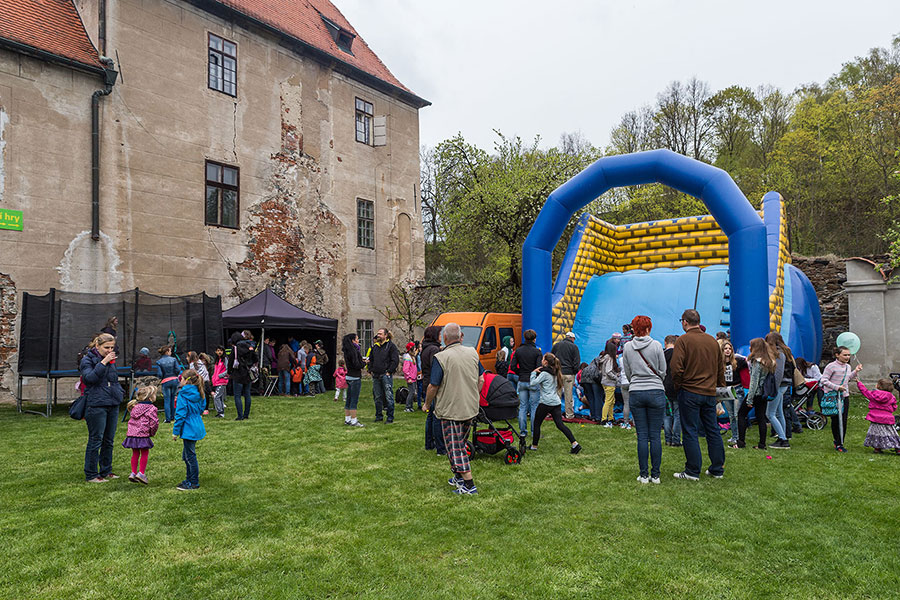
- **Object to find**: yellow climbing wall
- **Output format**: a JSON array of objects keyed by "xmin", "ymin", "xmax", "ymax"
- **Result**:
[{"xmin": 551, "ymin": 207, "xmax": 789, "ymax": 342}]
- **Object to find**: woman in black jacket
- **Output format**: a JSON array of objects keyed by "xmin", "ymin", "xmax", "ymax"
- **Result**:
[
  {"xmin": 80, "ymin": 333, "xmax": 125, "ymax": 483},
  {"xmin": 420, "ymin": 325, "xmax": 445, "ymax": 454},
  {"xmin": 341, "ymin": 333, "xmax": 366, "ymax": 427},
  {"xmin": 231, "ymin": 331, "xmax": 258, "ymax": 421}
]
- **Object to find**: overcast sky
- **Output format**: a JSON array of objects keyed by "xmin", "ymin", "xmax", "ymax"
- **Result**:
[{"xmin": 337, "ymin": 0, "xmax": 900, "ymax": 152}]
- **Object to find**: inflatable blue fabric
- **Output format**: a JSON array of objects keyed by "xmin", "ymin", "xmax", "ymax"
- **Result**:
[{"xmin": 522, "ymin": 150, "xmax": 769, "ymax": 353}]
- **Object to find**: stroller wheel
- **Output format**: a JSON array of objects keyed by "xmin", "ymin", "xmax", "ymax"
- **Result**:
[
  {"xmin": 505, "ymin": 449, "xmax": 521, "ymax": 465},
  {"xmin": 464, "ymin": 441, "xmax": 474, "ymax": 458},
  {"xmin": 807, "ymin": 414, "xmax": 826, "ymax": 430}
]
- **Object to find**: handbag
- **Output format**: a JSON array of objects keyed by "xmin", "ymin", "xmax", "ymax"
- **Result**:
[
  {"xmin": 792, "ymin": 366, "xmax": 806, "ymax": 388},
  {"xmin": 635, "ymin": 348, "xmax": 664, "ymax": 383},
  {"xmin": 820, "ymin": 366, "xmax": 849, "ymax": 416},
  {"xmin": 69, "ymin": 395, "xmax": 87, "ymax": 420}
]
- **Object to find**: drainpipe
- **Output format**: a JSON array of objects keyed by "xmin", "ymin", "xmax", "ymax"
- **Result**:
[
  {"xmin": 98, "ymin": 0, "xmax": 107, "ymax": 55},
  {"xmin": 91, "ymin": 59, "xmax": 118, "ymax": 241}
]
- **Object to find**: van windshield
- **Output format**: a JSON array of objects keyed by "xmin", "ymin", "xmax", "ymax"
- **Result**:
[{"xmin": 458, "ymin": 326, "xmax": 481, "ymax": 348}]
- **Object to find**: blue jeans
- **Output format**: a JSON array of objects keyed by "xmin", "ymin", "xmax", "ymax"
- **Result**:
[
  {"xmin": 664, "ymin": 396, "xmax": 681, "ymax": 444},
  {"xmin": 182, "ymin": 439, "xmax": 199, "ymax": 486},
  {"xmin": 373, "ymin": 375, "xmax": 394, "ymax": 421},
  {"xmin": 345, "ymin": 377, "xmax": 361, "ymax": 410},
  {"xmin": 630, "ymin": 389, "xmax": 666, "ymax": 479},
  {"xmin": 766, "ymin": 385, "xmax": 788, "ymax": 440},
  {"xmin": 517, "ymin": 381, "xmax": 539, "ymax": 436},
  {"xmin": 588, "ymin": 382, "xmax": 604, "ymax": 420},
  {"xmin": 84, "ymin": 405, "xmax": 119, "ymax": 480},
  {"xmin": 507, "ymin": 373, "xmax": 519, "ymax": 387},
  {"xmin": 425, "ymin": 411, "xmax": 446, "ymax": 453},
  {"xmin": 678, "ymin": 390, "xmax": 725, "ymax": 477},
  {"xmin": 162, "ymin": 380, "xmax": 178, "ymax": 421},
  {"xmin": 233, "ymin": 382, "xmax": 252, "ymax": 419},
  {"xmin": 278, "ymin": 370, "xmax": 291, "ymax": 395}
]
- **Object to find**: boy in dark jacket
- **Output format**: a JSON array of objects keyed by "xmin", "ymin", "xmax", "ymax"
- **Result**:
[
  {"xmin": 662, "ymin": 335, "xmax": 681, "ymax": 446},
  {"xmin": 511, "ymin": 329, "xmax": 542, "ymax": 439}
]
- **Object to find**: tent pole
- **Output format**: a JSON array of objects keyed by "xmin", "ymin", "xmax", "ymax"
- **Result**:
[
  {"xmin": 132, "ymin": 288, "xmax": 139, "ymax": 372},
  {"xmin": 201, "ymin": 291, "xmax": 208, "ymax": 353}
]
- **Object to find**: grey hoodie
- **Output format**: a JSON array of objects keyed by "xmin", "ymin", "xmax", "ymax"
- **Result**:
[{"xmin": 622, "ymin": 336, "xmax": 666, "ymax": 392}]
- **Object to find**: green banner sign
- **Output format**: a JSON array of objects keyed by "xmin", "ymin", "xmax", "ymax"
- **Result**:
[{"xmin": 0, "ymin": 209, "xmax": 22, "ymax": 231}]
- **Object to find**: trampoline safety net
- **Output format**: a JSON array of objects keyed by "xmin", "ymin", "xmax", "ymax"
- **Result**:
[{"xmin": 18, "ymin": 289, "xmax": 223, "ymax": 376}]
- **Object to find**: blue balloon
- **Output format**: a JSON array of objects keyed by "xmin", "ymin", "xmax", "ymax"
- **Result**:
[{"xmin": 836, "ymin": 332, "xmax": 861, "ymax": 355}]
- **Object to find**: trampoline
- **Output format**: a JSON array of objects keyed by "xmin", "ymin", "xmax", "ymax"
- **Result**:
[{"xmin": 16, "ymin": 288, "xmax": 223, "ymax": 416}]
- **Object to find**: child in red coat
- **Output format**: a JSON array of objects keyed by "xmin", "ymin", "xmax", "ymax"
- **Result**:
[{"xmin": 858, "ymin": 379, "xmax": 900, "ymax": 453}]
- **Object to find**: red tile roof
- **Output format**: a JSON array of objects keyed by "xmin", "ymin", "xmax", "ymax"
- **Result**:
[
  {"xmin": 214, "ymin": 0, "xmax": 428, "ymax": 106},
  {"xmin": 0, "ymin": 0, "xmax": 104, "ymax": 72}
]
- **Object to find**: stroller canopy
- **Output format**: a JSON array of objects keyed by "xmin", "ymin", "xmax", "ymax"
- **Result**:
[{"xmin": 480, "ymin": 372, "xmax": 519, "ymax": 409}]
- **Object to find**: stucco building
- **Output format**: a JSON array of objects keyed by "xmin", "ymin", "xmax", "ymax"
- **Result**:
[{"xmin": 0, "ymin": 0, "xmax": 429, "ymax": 396}]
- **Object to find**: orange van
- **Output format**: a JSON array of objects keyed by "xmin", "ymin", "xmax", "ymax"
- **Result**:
[{"xmin": 430, "ymin": 312, "xmax": 522, "ymax": 373}]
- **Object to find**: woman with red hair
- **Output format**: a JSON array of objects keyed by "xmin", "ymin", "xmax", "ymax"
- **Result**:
[{"xmin": 622, "ymin": 315, "xmax": 667, "ymax": 484}]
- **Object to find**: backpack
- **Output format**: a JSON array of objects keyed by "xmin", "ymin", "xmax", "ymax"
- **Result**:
[
  {"xmin": 581, "ymin": 359, "xmax": 601, "ymax": 384},
  {"xmin": 762, "ymin": 371, "xmax": 778, "ymax": 400}
]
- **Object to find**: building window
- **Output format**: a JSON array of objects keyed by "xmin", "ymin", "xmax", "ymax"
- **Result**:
[
  {"xmin": 357, "ymin": 320, "xmax": 373, "ymax": 353},
  {"xmin": 205, "ymin": 161, "xmax": 239, "ymax": 228},
  {"xmin": 357, "ymin": 199, "xmax": 374, "ymax": 248},
  {"xmin": 355, "ymin": 98, "xmax": 373, "ymax": 144},
  {"xmin": 321, "ymin": 16, "xmax": 355, "ymax": 54},
  {"xmin": 208, "ymin": 33, "xmax": 237, "ymax": 96}
]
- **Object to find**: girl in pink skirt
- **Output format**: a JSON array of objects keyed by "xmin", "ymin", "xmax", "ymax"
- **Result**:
[
  {"xmin": 858, "ymin": 378, "xmax": 900, "ymax": 454},
  {"xmin": 123, "ymin": 386, "xmax": 159, "ymax": 484}
]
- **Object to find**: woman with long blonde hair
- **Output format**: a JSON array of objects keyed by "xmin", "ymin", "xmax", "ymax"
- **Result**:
[{"xmin": 739, "ymin": 338, "xmax": 777, "ymax": 450}]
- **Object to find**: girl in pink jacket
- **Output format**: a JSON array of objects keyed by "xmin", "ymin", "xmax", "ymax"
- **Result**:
[
  {"xmin": 859, "ymin": 379, "xmax": 900, "ymax": 453},
  {"xmin": 402, "ymin": 342, "xmax": 418, "ymax": 412},
  {"xmin": 333, "ymin": 359, "xmax": 348, "ymax": 403},
  {"xmin": 122, "ymin": 386, "xmax": 159, "ymax": 484}
]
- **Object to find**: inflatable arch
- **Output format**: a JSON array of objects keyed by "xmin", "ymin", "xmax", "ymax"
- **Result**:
[{"xmin": 522, "ymin": 149, "xmax": 771, "ymax": 353}]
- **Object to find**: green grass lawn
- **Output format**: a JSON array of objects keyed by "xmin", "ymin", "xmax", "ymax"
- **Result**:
[{"xmin": 2, "ymin": 385, "xmax": 899, "ymax": 599}]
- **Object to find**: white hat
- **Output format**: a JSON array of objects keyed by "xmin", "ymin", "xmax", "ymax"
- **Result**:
[{"xmin": 565, "ymin": 331, "xmax": 576, "ymax": 339}]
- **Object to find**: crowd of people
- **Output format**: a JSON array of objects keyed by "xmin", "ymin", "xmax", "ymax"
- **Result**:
[{"xmin": 76, "ymin": 308, "xmax": 900, "ymax": 494}]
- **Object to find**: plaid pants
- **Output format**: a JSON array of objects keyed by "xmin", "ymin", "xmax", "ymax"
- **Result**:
[{"xmin": 442, "ymin": 419, "xmax": 472, "ymax": 474}]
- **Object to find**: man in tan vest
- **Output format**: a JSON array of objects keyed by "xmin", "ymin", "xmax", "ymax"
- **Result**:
[{"xmin": 424, "ymin": 322, "xmax": 484, "ymax": 495}]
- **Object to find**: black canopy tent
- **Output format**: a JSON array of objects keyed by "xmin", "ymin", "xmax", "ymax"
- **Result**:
[
  {"xmin": 17, "ymin": 288, "xmax": 223, "ymax": 416},
  {"xmin": 221, "ymin": 289, "xmax": 339, "ymax": 389}
]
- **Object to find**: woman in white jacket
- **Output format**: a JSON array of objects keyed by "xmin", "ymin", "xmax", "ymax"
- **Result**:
[{"xmin": 621, "ymin": 316, "xmax": 667, "ymax": 484}]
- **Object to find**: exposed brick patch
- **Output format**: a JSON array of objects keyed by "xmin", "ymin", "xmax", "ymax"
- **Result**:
[
  {"xmin": 0, "ymin": 271, "xmax": 17, "ymax": 398},
  {"xmin": 235, "ymin": 83, "xmax": 347, "ymax": 319}
]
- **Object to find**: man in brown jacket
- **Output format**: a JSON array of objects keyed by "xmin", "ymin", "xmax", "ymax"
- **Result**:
[{"xmin": 670, "ymin": 309, "xmax": 726, "ymax": 481}]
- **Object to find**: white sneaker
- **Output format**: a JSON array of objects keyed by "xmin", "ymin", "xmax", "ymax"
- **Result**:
[
  {"xmin": 673, "ymin": 471, "xmax": 700, "ymax": 481},
  {"xmin": 604, "ymin": 422, "xmax": 613, "ymax": 429},
  {"xmin": 650, "ymin": 477, "xmax": 661, "ymax": 484},
  {"xmin": 637, "ymin": 475, "xmax": 649, "ymax": 484}
]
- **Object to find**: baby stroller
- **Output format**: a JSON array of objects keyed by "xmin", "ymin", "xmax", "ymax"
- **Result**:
[
  {"xmin": 465, "ymin": 372, "xmax": 526, "ymax": 464},
  {"xmin": 791, "ymin": 380, "xmax": 826, "ymax": 430}
]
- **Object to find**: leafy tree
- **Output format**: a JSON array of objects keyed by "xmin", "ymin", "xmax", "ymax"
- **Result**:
[
  {"xmin": 425, "ymin": 132, "xmax": 598, "ymax": 311},
  {"xmin": 376, "ymin": 282, "xmax": 441, "ymax": 344}
]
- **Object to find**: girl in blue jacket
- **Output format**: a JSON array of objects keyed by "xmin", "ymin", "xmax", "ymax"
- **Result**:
[{"xmin": 172, "ymin": 370, "xmax": 207, "ymax": 490}]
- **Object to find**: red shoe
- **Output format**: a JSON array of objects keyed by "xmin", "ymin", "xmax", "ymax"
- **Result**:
[{"xmin": 202, "ymin": 410, "xmax": 209, "ymax": 416}]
